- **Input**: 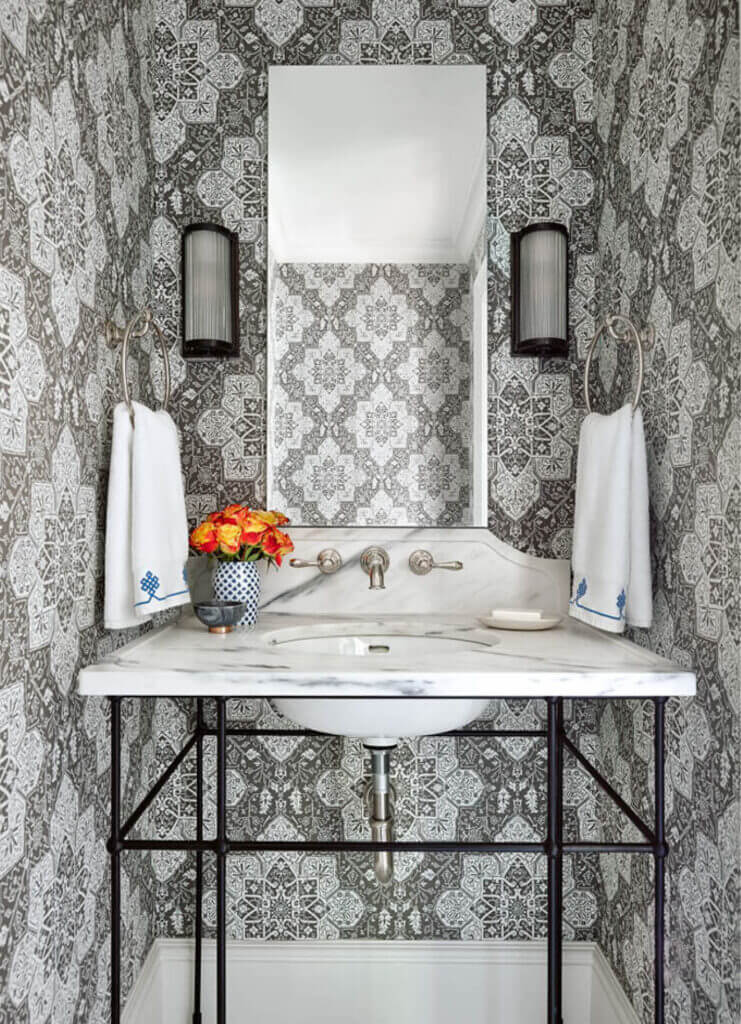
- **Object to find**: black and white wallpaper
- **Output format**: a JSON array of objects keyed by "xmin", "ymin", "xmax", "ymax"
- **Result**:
[
  {"xmin": 145, "ymin": 0, "xmax": 605, "ymax": 998},
  {"xmin": 0, "ymin": 0, "xmax": 163, "ymax": 1019},
  {"xmin": 591, "ymin": 0, "xmax": 739, "ymax": 1020},
  {"xmin": 0, "ymin": 0, "xmax": 738, "ymax": 1022},
  {"xmin": 149, "ymin": 0, "xmax": 599, "ymax": 552},
  {"xmin": 269, "ymin": 262, "xmax": 473, "ymax": 525}
]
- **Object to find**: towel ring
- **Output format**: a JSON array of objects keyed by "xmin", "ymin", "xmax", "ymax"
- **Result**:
[
  {"xmin": 584, "ymin": 314, "xmax": 653, "ymax": 414},
  {"xmin": 105, "ymin": 308, "xmax": 171, "ymax": 423}
]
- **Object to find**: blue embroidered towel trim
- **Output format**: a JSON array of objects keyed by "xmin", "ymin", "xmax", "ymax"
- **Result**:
[
  {"xmin": 134, "ymin": 566, "xmax": 190, "ymax": 611},
  {"xmin": 569, "ymin": 577, "xmax": 627, "ymax": 633}
]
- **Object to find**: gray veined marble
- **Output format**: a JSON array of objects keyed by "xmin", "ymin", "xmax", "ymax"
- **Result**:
[
  {"xmin": 77, "ymin": 610, "xmax": 694, "ymax": 700},
  {"xmin": 248, "ymin": 526, "xmax": 567, "ymax": 616},
  {"xmin": 78, "ymin": 530, "xmax": 695, "ymax": 699}
]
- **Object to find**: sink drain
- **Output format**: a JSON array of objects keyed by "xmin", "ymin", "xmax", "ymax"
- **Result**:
[{"xmin": 368, "ymin": 644, "xmax": 390, "ymax": 654}]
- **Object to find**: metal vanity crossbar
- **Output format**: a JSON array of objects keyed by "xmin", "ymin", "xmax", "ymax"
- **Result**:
[{"xmin": 108, "ymin": 695, "xmax": 668, "ymax": 1024}]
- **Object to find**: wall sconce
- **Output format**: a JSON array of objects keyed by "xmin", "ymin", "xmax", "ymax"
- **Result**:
[
  {"xmin": 182, "ymin": 223, "xmax": 239, "ymax": 358},
  {"xmin": 510, "ymin": 222, "xmax": 568, "ymax": 358}
]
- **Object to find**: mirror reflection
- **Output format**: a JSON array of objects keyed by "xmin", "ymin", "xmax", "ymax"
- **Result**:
[{"xmin": 268, "ymin": 66, "xmax": 487, "ymax": 526}]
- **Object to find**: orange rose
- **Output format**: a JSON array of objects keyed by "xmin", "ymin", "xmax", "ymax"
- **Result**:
[
  {"xmin": 232, "ymin": 507, "xmax": 258, "ymax": 528},
  {"xmin": 274, "ymin": 527, "xmax": 294, "ymax": 554},
  {"xmin": 216, "ymin": 522, "xmax": 242, "ymax": 555},
  {"xmin": 239, "ymin": 512, "xmax": 269, "ymax": 547},
  {"xmin": 222, "ymin": 503, "xmax": 249, "ymax": 519},
  {"xmin": 261, "ymin": 526, "xmax": 294, "ymax": 565},
  {"xmin": 191, "ymin": 506, "xmax": 291, "ymax": 565},
  {"xmin": 190, "ymin": 521, "xmax": 218, "ymax": 553}
]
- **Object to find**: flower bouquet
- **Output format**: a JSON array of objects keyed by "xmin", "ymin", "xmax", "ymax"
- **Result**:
[{"xmin": 189, "ymin": 505, "xmax": 293, "ymax": 626}]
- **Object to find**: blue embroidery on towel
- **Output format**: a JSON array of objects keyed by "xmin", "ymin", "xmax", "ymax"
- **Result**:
[
  {"xmin": 570, "ymin": 578, "xmax": 626, "ymax": 622},
  {"xmin": 135, "ymin": 569, "xmax": 189, "ymax": 607}
]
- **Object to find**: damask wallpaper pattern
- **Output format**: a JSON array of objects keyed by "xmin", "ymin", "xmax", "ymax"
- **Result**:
[
  {"xmin": 148, "ymin": 0, "xmax": 598, "ymax": 550},
  {"xmin": 141, "ymin": 0, "xmax": 605, "ymax": 971},
  {"xmin": 135, "ymin": 0, "xmax": 612, "ymax": 997},
  {"xmin": 269, "ymin": 262, "xmax": 473, "ymax": 525},
  {"xmin": 146, "ymin": 3, "xmax": 739, "ymax": 1023},
  {"xmin": 591, "ymin": 0, "xmax": 740, "ymax": 1021},
  {"xmin": 0, "ymin": 1, "xmax": 737, "ymax": 1023},
  {"xmin": 0, "ymin": 1, "xmax": 162, "ymax": 1019}
]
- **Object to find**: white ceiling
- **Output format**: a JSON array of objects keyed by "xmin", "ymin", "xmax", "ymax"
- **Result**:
[{"xmin": 268, "ymin": 66, "xmax": 486, "ymax": 264}]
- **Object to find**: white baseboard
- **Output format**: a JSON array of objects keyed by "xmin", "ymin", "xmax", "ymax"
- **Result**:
[{"xmin": 124, "ymin": 939, "xmax": 640, "ymax": 1024}]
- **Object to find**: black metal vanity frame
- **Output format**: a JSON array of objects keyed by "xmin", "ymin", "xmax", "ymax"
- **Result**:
[{"xmin": 108, "ymin": 695, "xmax": 667, "ymax": 1024}]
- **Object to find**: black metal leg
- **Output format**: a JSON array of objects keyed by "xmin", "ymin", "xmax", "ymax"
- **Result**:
[
  {"xmin": 216, "ymin": 698, "xmax": 227, "ymax": 1024},
  {"xmin": 193, "ymin": 699, "xmax": 204, "ymax": 1024},
  {"xmin": 109, "ymin": 697, "xmax": 122, "ymax": 1024},
  {"xmin": 654, "ymin": 699, "xmax": 667, "ymax": 1024},
  {"xmin": 547, "ymin": 698, "xmax": 563, "ymax": 1024},
  {"xmin": 103, "ymin": 702, "xmax": 669, "ymax": 1024}
]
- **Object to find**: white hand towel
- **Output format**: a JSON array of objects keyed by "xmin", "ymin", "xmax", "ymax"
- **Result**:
[
  {"xmin": 104, "ymin": 402, "xmax": 190, "ymax": 629},
  {"xmin": 569, "ymin": 403, "xmax": 652, "ymax": 633},
  {"xmin": 104, "ymin": 404, "xmax": 138, "ymax": 629}
]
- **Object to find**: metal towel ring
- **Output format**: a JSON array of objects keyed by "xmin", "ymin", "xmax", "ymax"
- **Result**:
[
  {"xmin": 105, "ymin": 308, "xmax": 171, "ymax": 423},
  {"xmin": 584, "ymin": 313, "xmax": 652, "ymax": 414}
]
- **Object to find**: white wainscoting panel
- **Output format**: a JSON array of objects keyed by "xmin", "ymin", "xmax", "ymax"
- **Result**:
[{"xmin": 123, "ymin": 940, "xmax": 640, "ymax": 1024}]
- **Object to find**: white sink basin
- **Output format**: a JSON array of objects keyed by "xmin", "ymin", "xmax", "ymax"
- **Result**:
[
  {"xmin": 270, "ymin": 632, "xmax": 493, "ymax": 658},
  {"xmin": 266, "ymin": 622, "xmax": 493, "ymax": 746}
]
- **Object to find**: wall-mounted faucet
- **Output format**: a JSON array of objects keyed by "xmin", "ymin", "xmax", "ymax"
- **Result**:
[{"xmin": 360, "ymin": 547, "xmax": 390, "ymax": 589}]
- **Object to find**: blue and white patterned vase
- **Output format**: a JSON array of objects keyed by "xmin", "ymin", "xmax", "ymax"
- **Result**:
[{"xmin": 213, "ymin": 561, "xmax": 262, "ymax": 627}]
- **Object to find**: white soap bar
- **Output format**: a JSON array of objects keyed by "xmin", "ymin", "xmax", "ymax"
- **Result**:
[{"xmin": 489, "ymin": 608, "xmax": 546, "ymax": 622}]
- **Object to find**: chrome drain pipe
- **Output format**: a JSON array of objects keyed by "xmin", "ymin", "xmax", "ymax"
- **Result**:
[{"xmin": 367, "ymin": 746, "xmax": 394, "ymax": 885}]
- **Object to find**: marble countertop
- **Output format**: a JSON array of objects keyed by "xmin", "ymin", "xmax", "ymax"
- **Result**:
[{"xmin": 78, "ymin": 611, "xmax": 695, "ymax": 699}]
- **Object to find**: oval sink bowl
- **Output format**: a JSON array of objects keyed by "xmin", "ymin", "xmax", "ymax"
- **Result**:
[
  {"xmin": 267, "ymin": 623, "xmax": 493, "ymax": 746},
  {"xmin": 270, "ymin": 632, "xmax": 493, "ymax": 658}
]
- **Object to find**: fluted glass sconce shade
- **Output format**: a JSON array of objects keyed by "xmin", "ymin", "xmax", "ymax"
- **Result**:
[
  {"xmin": 511, "ymin": 222, "xmax": 568, "ymax": 358},
  {"xmin": 182, "ymin": 224, "xmax": 239, "ymax": 358}
]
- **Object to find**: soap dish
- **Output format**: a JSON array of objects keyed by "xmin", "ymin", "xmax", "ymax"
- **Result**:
[
  {"xmin": 478, "ymin": 609, "xmax": 562, "ymax": 631},
  {"xmin": 194, "ymin": 600, "xmax": 247, "ymax": 634}
]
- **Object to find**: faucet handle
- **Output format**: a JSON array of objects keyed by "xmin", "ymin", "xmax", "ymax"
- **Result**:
[
  {"xmin": 289, "ymin": 548, "xmax": 342, "ymax": 574},
  {"xmin": 408, "ymin": 550, "xmax": 463, "ymax": 575}
]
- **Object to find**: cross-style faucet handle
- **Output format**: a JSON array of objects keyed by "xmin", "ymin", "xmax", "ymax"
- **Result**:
[
  {"xmin": 289, "ymin": 549, "xmax": 342, "ymax": 574},
  {"xmin": 408, "ymin": 550, "xmax": 463, "ymax": 575}
]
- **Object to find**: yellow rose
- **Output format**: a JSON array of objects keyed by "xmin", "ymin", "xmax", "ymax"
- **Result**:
[
  {"xmin": 253, "ymin": 509, "xmax": 290, "ymax": 526},
  {"xmin": 190, "ymin": 521, "xmax": 218, "ymax": 553},
  {"xmin": 217, "ymin": 523, "xmax": 242, "ymax": 555}
]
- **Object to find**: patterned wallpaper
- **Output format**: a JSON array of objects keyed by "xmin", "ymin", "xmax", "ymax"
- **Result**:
[
  {"xmin": 269, "ymin": 262, "xmax": 473, "ymax": 525},
  {"xmin": 590, "ymin": 0, "xmax": 740, "ymax": 1021},
  {"xmin": 144, "ymin": 0, "xmax": 605, "ymax": 988},
  {"xmin": 149, "ymin": 0, "xmax": 599, "ymax": 552},
  {"xmin": 1, "ymin": 0, "xmax": 737, "ymax": 1022},
  {"xmin": 143, "ymin": 698, "xmax": 603, "ymax": 947},
  {"xmin": 0, "ymin": 1, "xmax": 162, "ymax": 1019},
  {"xmin": 146, "ymin": 3, "xmax": 739, "ymax": 1022}
]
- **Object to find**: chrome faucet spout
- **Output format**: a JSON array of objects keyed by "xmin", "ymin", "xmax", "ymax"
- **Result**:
[
  {"xmin": 369, "ymin": 563, "xmax": 385, "ymax": 590},
  {"xmin": 360, "ymin": 547, "xmax": 390, "ymax": 590}
]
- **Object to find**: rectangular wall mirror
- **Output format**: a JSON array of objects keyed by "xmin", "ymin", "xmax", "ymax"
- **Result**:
[{"xmin": 268, "ymin": 65, "xmax": 487, "ymax": 527}]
